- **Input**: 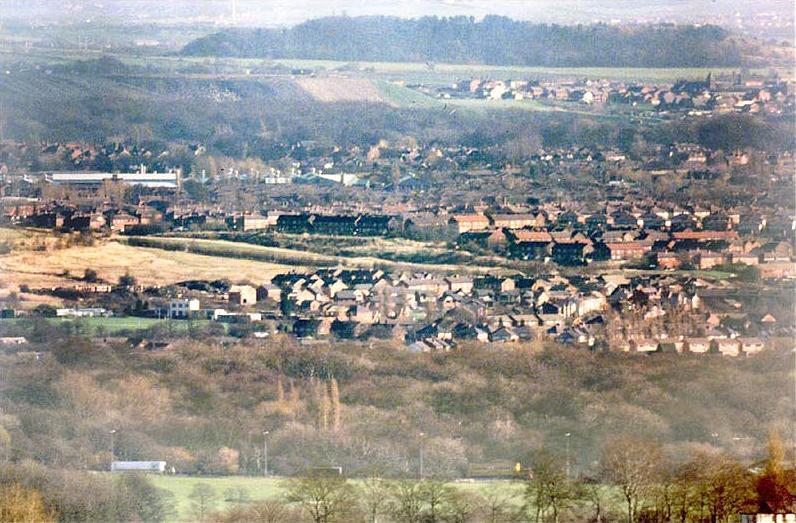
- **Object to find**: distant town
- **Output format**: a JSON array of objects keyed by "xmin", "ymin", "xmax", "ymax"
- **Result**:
[
  {"xmin": 1, "ymin": 3, "xmax": 796, "ymax": 521},
  {"xmin": 2, "ymin": 89, "xmax": 793, "ymax": 355},
  {"xmin": 417, "ymin": 72, "xmax": 795, "ymax": 118}
]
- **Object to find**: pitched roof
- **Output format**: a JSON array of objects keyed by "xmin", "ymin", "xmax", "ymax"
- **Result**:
[
  {"xmin": 512, "ymin": 230, "xmax": 553, "ymax": 242},
  {"xmin": 605, "ymin": 242, "xmax": 651, "ymax": 251},
  {"xmin": 451, "ymin": 214, "xmax": 489, "ymax": 223},
  {"xmin": 673, "ymin": 230, "xmax": 738, "ymax": 241}
]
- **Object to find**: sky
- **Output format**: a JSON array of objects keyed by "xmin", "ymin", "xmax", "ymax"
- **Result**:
[{"xmin": 3, "ymin": 0, "xmax": 794, "ymax": 28}]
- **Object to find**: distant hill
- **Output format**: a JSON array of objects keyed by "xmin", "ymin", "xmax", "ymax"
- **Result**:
[{"xmin": 181, "ymin": 15, "xmax": 749, "ymax": 67}]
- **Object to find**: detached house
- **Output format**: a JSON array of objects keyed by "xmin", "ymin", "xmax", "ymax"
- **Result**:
[
  {"xmin": 712, "ymin": 338, "xmax": 740, "ymax": 357},
  {"xmin": 739, "ymin": 338, "xmax": 765, "ymax": 355},
  {"xmin": 695, "ymin": 251, "xmax": 726, "ymax": 270},
  {"xmin": 732, "ymin": 253, "xmax": 760, "ymax": 266},
  {"xmin": 169, "ymin": 298, "xmax": 200, "ymax": 319},
  {"xmin": 445, "ymin": 276, "xmax": 474, "ymax": 294},
  {"xmin": 605, "ymin": 242, "xmax": 651, "ymax": 261},
  {"xmin": 490, "ymin": 214, "xmax": 540, "ymax": 230},
  {"xmin": 449, "ymin": 214, "xmax": 490, "ymax": 234},
  {"xmin": 229, "ymin": 285, "xmax": 257, "ymax": 306},
  {"xmin": 109, "ymin": 212, "xmax": 139, "ymax": 232},
  {"xmin": 685, "ymin": 337, "xmax": 711, "ymax": 354},
  {"xmin": 657, "ymin": 252, "xmax": 682, "ymax": 269},
  {"xmin": 633, "ymin": 339, "xmax": 659, "ymax": 353},
  {"xmin": 257, "ymin": 284, "xmax": 282, "ymax": 302}
]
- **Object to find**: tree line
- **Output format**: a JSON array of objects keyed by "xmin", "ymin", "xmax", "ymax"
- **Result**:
[
  {"xmin": 182, "ymin": 16, "xmax": 747, "ymax": 68},
  {"xmin": 215, "ymin": 433, "xmax": 796, "ymax": 523},
  {"xmin": 4, "ymin": 431, "xmax": 791, "ymax": 522}
]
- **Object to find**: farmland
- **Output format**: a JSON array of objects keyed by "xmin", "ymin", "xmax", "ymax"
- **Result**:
[
  {"xmin": 0, "ymin": 226, "xmax": 742, "ymax": 304},
  {"xmin": 272, "ymin": 59, "xmax": 777, "ymax": 84},
  {"xmin": 122, "ymin": 235, "xmax": 517, "ymax": 275},
  {"xmin": 3, "ymin": 44, "xmax": 790, "ymax": 85},
  {"xmin": 375, "ymin": 80, "xmax": 620, "ymax": 115},
  {"xmin": 5, "ymin": 44, "xmax": 784, "ymax": 120},
  {"xmin": 127, "ymin": 232, "xmax": 746, "ymax": 282},
  {"xmin": 0, "ymin": 231, "xmax": 296, "ymax": 299},
  {"xmin": 0, "ymin": 228, "xmax": 749, "ymax": 308},
  {"xmin": 295, "ymin": 77, "xmax": 387, "ymax": 103}
]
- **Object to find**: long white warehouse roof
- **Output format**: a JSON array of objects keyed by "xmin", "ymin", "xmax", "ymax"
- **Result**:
[{"xmin": 48, "ymin": 172, "xmax": 178, "ymax": 188}]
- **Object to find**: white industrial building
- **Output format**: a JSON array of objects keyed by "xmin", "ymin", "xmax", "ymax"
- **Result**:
[{"xmin": 46, "ymin": 166, "xmax": 180, "ymax": 189}]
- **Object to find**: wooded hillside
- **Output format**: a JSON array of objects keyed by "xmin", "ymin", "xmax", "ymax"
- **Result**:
[{"xmin": 182, "ymin": 16, "xmax": 749, "ymax": 67}]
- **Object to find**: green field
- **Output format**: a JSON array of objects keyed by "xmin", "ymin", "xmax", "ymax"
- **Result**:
[
  {"xmin": 377, "ymin": 79, "xmax": 608, "ymax": 114},
  {"xmin": 0, "ymin": 317, "xmax": 222, "ymax": 336},
  {"xmin": 376, "ymin": 80, "xmax": 440, "ymax": 108},
  {"xmin": 270, "ymin": 58, "xmax": 788, "ymax": 83},
  {"xmin": 2, "ymin": 45, "xmax": 789, "ymax": 84},
  {"xmin": 146, "ymin": 475, "xmax": 527, "ymax": 521},
  {"xmin": 122, "ymin": 235, "xmax": 515, "ymax": 276},
  {"xmin": 148, "ymin": 475, "xmax": 287, "ymax": 521}
]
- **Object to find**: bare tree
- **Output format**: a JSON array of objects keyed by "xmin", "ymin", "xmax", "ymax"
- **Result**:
[
  {"xmin": 330, "ymin": 377, "xmax": 341, "ymax": 432},
  {"xmin": 284, "ymin": 473, "xmax": 355, "ymax": 523},
  {"xmin": 389, "ymin": 480, "xmax": 424, "ymax": 523},
  {"xmin": 188, "ymin": 482, "xmax": 218, "ymax": 521},
  {"xmin": 417, "ymin": 479, "xmax": 453, "ymax": 523},
  {"xmin": 444, "ymin": 489, "xmax": 482, "ymax": 523},
  {"xmin": 524, "ymin": 450, "xmax": 576, "ymax": 523},
  {"xmin": 482, "ymin": 485, "xmax": 521, "ymax": 523},
  {"xmin": 582, "ymin": 482, "xmax": 608, "ymax": 523},
  {"xmin": 600, "ymin": 436, "xmax": 663, "ymax": 523},
  {"xmin": 358, "ymin": 478, "xmax": 390, "ymax": 523},
  {"xmin": 210, "ymin": 500, "xmax": 301, "ymax": 523},
  {"xmin": 684, "ymin": 453, "xmax": 755, "ymax": 523}
]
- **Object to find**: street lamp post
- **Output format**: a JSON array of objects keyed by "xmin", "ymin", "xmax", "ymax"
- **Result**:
[
  {"xmin": 109, "ymin": 429, "xmax": 117, "ymax": 472},
  {"xmin": 262, "ymin": 430, "xmax": 269, "ymax": 477},
  {"xmin": 565, "ymin": 432, "xmax": 572, "ymax": 479},
  {"xmin": 419, "ymin": 432, "xmax": 425, "ymax": 479}
]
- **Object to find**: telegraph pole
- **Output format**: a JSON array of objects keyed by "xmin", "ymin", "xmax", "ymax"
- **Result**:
[
  {"xmin": 109, "ymin": 429, "xmax": 116, "ymax": 472},
  {"xmin": 419, "ymin": 432, "xmax": 425, "ymax": 479},
  {"xmin": 262, "ymin": 430, "xmax": 269, "ymax": 476}
]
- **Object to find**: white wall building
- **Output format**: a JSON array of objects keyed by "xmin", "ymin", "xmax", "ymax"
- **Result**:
[{"xmin": 169, "ymin": 298, "xmax": 200, "ymax": 319}]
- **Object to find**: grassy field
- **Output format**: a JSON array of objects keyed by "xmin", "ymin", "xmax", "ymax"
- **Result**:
[
  {"xmin": 148, "ymin": 475, "xmax": 288, "ymax": 520},
  {"xmin": 296, "ymin": 76, "xmax": 387, "ymax": 103},
  {"xmin": 376, "ymin": 79, "xmax": 622, "ymax": 116},
  {"xmin": 268, "ymin": 59, "xmax": 790, "ymax": 83},
  {"xmin": 3, "ymin": 45, "xmax": 790, "ymax": 83},
  {"xmin": 123, "ymin": 235, "xmax": 516, "ymax": 276},
  {"xmin": 0, "ymin": 233, "xmax": 297, "ymax": 294},
  {"xmin": 0, "ymin": 316, "xmax": 222, "ymax": 336},
  {"xmin": 146, "ymin": 475, "xmax": 526, "ymax": 521},
  {"xmin": 376, "ymin": 80, "xmax": 440, "ymax": 108},
  {"xmin": 126, "ymin": 234, "xmax": 745, "ymax": 283}
]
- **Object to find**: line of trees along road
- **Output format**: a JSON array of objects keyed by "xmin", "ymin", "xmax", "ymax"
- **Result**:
[
  {"xmin": 0, "ymin": 433, "xmax": 793, "ymax": 522},
  {"xmin": 266, "ymin": 434, "xmax": 793, "ymax": 523}
]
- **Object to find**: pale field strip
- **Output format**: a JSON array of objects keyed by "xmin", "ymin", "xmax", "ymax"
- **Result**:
[
  {"xmin": 0, "ymin": 237, "xmax": 296, "ymax": 293},
  {"xmin": 122, "ymin": 235, "xmax": 517, "ymax": 276}
]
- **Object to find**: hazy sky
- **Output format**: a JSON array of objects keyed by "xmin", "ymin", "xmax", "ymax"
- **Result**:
[{"xmin": 4, "ymin": 0, "xmax": 794, "ymax": 27}]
